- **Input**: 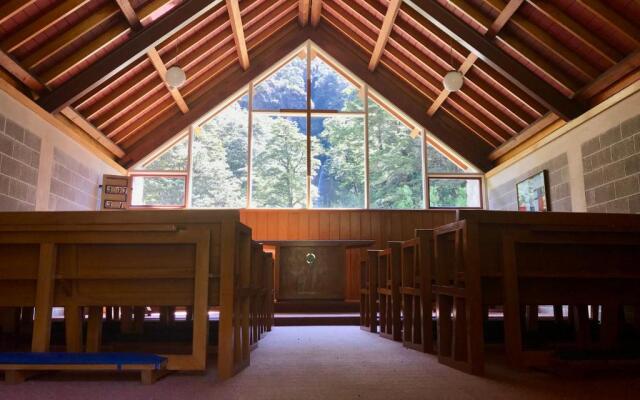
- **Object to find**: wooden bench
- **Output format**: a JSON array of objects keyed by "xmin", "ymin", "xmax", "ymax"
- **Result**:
[
  {"xmin": 433, "ymin": 210, "xmax": 640, "ymax": 375},
  {"xmin": 399, "ymin": 229, "xmax": 435, "ymax": 353},
  {"xmin": 360, "ymin": 250, "xmax": 382, "ymax": 333},
  {"xmin": 0, "ymin": 210, "xmax": 273, "ymax": 381},
  {"xmin": 377, "ymin": 242, "xmax": 402, "ymax": 341},
  {"xmin": 0, "ymin": 352, "xmax": 168, "ymax": 384}
]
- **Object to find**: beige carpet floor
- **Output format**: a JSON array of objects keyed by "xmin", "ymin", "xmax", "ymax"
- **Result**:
[{"xmin": 1, "ymin": 326, "xmax": 639, "ymax": 400}]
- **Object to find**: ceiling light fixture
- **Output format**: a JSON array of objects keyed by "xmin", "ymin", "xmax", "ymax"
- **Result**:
[
  {"xmin": 166, "ymin": 66, "xmax": 186, "ymax": 89},
  {"xmin": 443, "ymin": 70, "xmax": 464, "ymax": 92}
]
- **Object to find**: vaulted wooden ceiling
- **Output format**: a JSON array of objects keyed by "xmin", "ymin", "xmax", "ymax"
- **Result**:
[{"xmin": 0, "ymin": 0, "xmax": 638, "ymax": 171}]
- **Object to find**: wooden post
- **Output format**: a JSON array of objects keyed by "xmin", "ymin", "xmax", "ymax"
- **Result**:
[
  {"xmin": 65, "ymin": 306, "xmax": 84, "ymax": 352},
  {"xmin": 86, "ymin": 306, "xmax": 103, "ymax": 352},
  {"xmin": 191, "ymin": 231, "xmax": 211, "ymax": 370},
  {"xmin": 31, "ymin": 243, "xmax": 57, "ymax": 352},
  {"xmin": 218, "ymin": 219, "xmax": 237, "ymax": 379}
]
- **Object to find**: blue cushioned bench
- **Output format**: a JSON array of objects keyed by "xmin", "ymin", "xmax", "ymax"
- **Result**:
[{"xmin": 0, "ymin": 352, "xmax": 169, "ymax": 384}]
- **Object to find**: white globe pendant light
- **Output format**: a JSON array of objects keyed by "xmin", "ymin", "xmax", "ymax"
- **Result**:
[
  {"xmin": 443, "ymin": 70, "xmax": 464, "ymax": 92},
  {"xmin": 166, "ymin": 65, "xmax": 186, "ymax": 89}
]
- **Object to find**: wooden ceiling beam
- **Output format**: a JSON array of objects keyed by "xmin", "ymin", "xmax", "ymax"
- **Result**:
[
  {"xmin": 310, "ymin": 23, "xmax": 495, "ymax": 169},
  {"xmin": 311, "ymin": 0, "xmax": 323, "ymax": 27},
  {"xmin": 115, "ymin": 0, "xmax": 143, "ymax": 30},
  {"xmin": 0, "ymin": 0, "xmax": 90, "ymax": 53},
  {"xmin": 576, "ymin": 0, "xmax": 640, "ymax": 48},
  {"xmin": 427, "ymin": 0, "xmax": 521, "ymax": 117},
  {"xmin": 525, "ymin": 0, "xmax": 621, "ymax": 66},
  {"xmin": 146, "ymin": 48, "xmax": 189, "ymax": 113},
  {"xmin": 60, "ymin": 107, "xmax": 126, "ymax": 158},
  {"xmin": 0, "ymin": 50, "xmax": 45, "ymax": 92},
  {"xmin": 37, "ymin": 0, "xmax": 223, "ymax": 114},
  {"xmin": 404, "ymin": 0, "xmax": 585, "ymax": 120},
  {"xmin": 0, "ymin": 1, "xmax": 37, "ymax": 25},
  {"xmin": 22, "ymin": 3, "xmax": 121, "ymax": 71},
  {"xmin": 121, "ymin": 24, "xmax": 309, "ymax": 167},
  {"xmin": 369, "ymin": 0, "xmax": 402, "ymax": 71},
  {"xmin": 578, "ymin": 50, "xmax": 640, "ymax": 100},
  {"xmin": 299, "ymin": 0, "xmax": 310, "ymax": 26},
  {"xmin": 226, "ymin": 0, "xmax": 250, "ymax": 70}
]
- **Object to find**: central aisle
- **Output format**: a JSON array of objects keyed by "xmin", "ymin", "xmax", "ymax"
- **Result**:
[{"xmin": 2, "ymin": 326, "xmax": 638, "ymax": 400}]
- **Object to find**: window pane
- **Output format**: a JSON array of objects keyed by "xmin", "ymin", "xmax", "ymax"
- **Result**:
[
  {"xmin": 251, "ymin": 115, "xmax": 307, "ymax": 208},
  {"xmin": 427, "ymin": 142, "xmax": 465, "ymax": 173},
  {"xmin": 131, "ymin": 176, "xmax": 185, "ymax": 206},
  {"xmin": 140, "ymin": 135, "xmax": 188, "ymax": 171},
  {"xmin": 368, "ymin": 98, "xmax": 424, "ymax": 209},
  {"xmin": 429, "ymin": 178, "xmax": 481, "ymax": 208},
  {"xmin": 311, "ymin": 56, "xmax": 363, "ymax": 111},
  {"xmin": 253, "ymin": 53, "xmax": 307, "ymax": 110},
  {"xmin": 191, "ymin": 96, "xmax": 248, "ymax": 208},
  {"xmin": 311, "ymin": 116, "xmax": 365, "ymax": 208}
]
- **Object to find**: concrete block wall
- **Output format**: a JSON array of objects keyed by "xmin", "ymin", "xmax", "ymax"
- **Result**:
[
  {"xmin": 582, "ymin": 114, "xmax": 640, "ymax": 213},
  {"xmin": 0, "ymin": 113, "xmax": 41, "ymax": 211},
  {"xmin": 49, "ymin": 147, "xmax": 100, "ymax": 211},
  {"xmin": 487, "ymin": 153, "xmax": 572, "ymax": 212}
]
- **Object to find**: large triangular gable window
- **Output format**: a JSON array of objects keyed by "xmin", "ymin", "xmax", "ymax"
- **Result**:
[{"xmin": 130, "ymin": 42, "xmax": 483, "ymax": 209}]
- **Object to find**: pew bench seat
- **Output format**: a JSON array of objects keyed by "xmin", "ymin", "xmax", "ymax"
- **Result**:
[{"xmin": 0, "ymin": 352, "xmax": 169, "ymax": 384}]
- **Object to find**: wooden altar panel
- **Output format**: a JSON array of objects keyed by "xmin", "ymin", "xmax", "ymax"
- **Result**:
[{"xmin": 239, "ymin": 210, "xmax": 456, "ymax": 301}]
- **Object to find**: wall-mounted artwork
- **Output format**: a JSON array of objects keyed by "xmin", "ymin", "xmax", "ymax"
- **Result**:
[{"xmin": 516, "ymin": 170, "xmax": 550, "ymax": 212}]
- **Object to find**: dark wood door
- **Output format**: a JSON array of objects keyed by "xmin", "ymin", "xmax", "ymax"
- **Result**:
[{"xmin": 278, "ymin": 246, "xmax": 345, "ymax": 300}]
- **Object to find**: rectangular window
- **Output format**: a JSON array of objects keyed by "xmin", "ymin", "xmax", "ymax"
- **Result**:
[
  {"xmin": 130, "ymin": 175, "xmax": 186, "ymax": 207},
  {"xmin": 368, "ymin": 97, "xmax": 424, "ymax": 209},
  {"xmin": 311, "ymin": 116, "xmax": 365, "ymax": 208},
  {"xmin": 428, "ymin": 178, "xmax": 482, "ymax": 208},
  {"xmin": 251, "ymin": 115, "xmax": 307, "ymax": 208}
]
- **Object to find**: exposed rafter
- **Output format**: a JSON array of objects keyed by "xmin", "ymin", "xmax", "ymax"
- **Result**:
[
  {"xmin": 0, "ymin": 1, "xmax": 37, "ymax": 26},
  {"xmin": 147, "ymin": 48, "xmax": 190, "ymax": 113},
  {"xmin": 0, "ymin": 0, "xmax": 90, "ymax": 53},
  {"xmin": 115, "ymin": 0, "xmax": 143, "ymax": 30},
  {"xmin": 299, "ymin": 0, "xmax": 310, "ymax": 26},
  {"xmin": 369, "ymin": 0, "xmax": 402, "ymax": 71},
  {"xmin": 37, "ymin": 0, "xmax": 223, "ymax": 114},
  {"xmin": 575, "ymin": 0, "xmax": 640, "ymax": 48},
  {"xmin": 60, "ymin": 107, "xmax": 126, "ymax": 158},
  {"xmin": 311, "ymin": 0, "xmax": 322, "ymax": 27},
  {"xmin": 404, "ymin": 0, "xmax": 585, "ymax": 121},
  {"xmin": 226, "ymin": 0, "xmax": 250, "ymax": 70},
  {"xmin": 427, "ymin": 0, "xmax": 522, "ymax": 116},
  {"xmin": 0, "ymin": 50, "xmax": 46, "ymax": 92}
]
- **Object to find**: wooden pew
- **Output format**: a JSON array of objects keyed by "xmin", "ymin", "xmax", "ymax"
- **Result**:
[
  {"xmin": 377, "ymin": 242, "xmax": 402, "ymax": 341},
  {"xmin": 0, "ymin": 210, "xmax": 272, "ymax": 381},
  {"xmin": 433, "ymin": 210, "xmax": 640, "ymax": 375},
  {"xmin": 360, "ymin": 250, "xmax": 381, "ymax": 333},
  {"xmin": 399, "ymin": 229, "xmax": 435, "ymax": 353}
]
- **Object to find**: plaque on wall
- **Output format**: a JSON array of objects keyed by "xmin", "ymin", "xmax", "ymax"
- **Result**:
[{"xmin": 101, "ymin": 175, "xmax": 130, "ymax": 210}]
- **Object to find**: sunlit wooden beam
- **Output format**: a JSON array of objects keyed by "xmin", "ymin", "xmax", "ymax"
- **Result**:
[
  {"xmin": 115, "ymin": 0, "xmax": 143, "ymax": 30},
  {"xmin": 60, "ymin": 107, "xmax": 126, "ymax": 158},
  {"xmin": 226, "ymin": 0, "xmax": 250, "ymax": 70},
  {"xmin": 147, "ymin": 48, "xmax": 190, "ymax": 113},
  {"xmin": 0, "ymin": 0, "xmax": 90, "ymax": 53},
  {"xmin": 299, "ymin": 0, "xmax": 310, "ymax": 26},
  {"xmin": 0, "ymin": 50, "xmax": 45, "ymax": 92},
  {"xmin": 311, "ymin": 0, "xmax": 322, "ymax": 27},
  {"xmin": 369, "ymin": 0, "xmax": 402, "ymax": 71}
]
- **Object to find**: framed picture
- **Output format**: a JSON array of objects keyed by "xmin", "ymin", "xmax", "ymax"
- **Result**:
[{"xmin": 516, "ymin": 170, "xmax": 550, "ymax": 212}]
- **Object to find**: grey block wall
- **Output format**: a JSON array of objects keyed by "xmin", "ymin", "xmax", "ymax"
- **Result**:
[
  {"xmin": 582, "ymin": 114, "xmax": 640, "ymax": 213},
  {"xmin": 0, "ymin": 113, "xmax": 41, "ymax": 211},
  {"xmin": 488, "ymin": 153, "xmax": 572, "ymax": 212},
  {"xmin": 49, "ymin": 147, "xmax": 99, "ymax": 211}
]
